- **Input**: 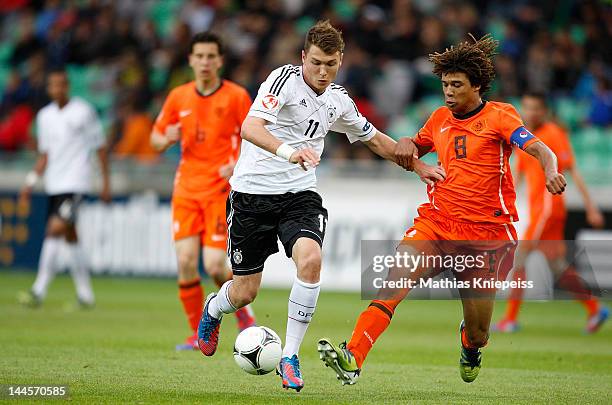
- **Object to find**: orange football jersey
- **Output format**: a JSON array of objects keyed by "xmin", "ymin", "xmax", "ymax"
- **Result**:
[
  {"xmin": 154, "ymin": 80, "xmax": 252, "ymax": 200},
  {"xmin": 414, "ymin": 101, "xmax": 538, "ymax": 224},
  {"xmin": 516, "ymin": 121, "xmax": 574, "ymax": 216}
]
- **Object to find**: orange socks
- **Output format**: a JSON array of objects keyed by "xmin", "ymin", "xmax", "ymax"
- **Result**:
[
  {"xmin": 505, "ymin": 299, "xmax": 522, "ymax": 321},
  {"xmin": 347, "ymin": 300, "xmax": 399, "ymax": 368},
  {"xmin": 178, "ymin": 278, "xmax": 204, "ymax": 332},
  {"xmin": 580, "ymin": 298, "xmax": 600, "ymax": 317},
  {"xmin": 461, "ymin": 327, "xmax": 488, "ymax": 349}
]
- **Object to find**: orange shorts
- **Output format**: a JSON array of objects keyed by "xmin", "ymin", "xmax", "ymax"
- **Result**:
[
  {"xmin": 401, "ymin": 204, "xmax": 517, "ymax": 288},
  {"xmin": 171, "ymin": 194, "xmax": 228, "ymax": 249},
  {"xmin": 522, "ymin": 213, "xmax": 566, "ymax": 259}
]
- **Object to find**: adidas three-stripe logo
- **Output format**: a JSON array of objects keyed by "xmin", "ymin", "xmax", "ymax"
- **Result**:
[{"xmin": 269, "ymin": 65, "xmax": 300, "ymax": 96}]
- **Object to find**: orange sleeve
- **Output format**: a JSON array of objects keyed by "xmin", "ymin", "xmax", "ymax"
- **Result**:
[
  {"xmin": 414, "ymin": 114, "xmax": 436, "ymax": 149},
  {"xmin": 497, "ymin": 104, "xmax": 538, "ymax": 150},
  {"xmin": 153, "ymin": 89, "xmax": 179, "ymax": 135}
]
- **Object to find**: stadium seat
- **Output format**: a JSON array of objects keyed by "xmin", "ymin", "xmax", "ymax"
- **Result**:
[
  {"xmin": 572, "ymin": 127, "xmax": 608, "ymax": 180},
  {"xmin": 0, "ymin": 41, "xmax": 14, "ymax": 64},
  {"xmin": 149, "ymin": 0, "xmax": 183, "ymax": 37},
  {"xmin": 150, "ymin": 66, "xmax": 168, "ymax": 92},
  {"xmin": 0, "ymin": 65, "xmax": 10, "ymax": 94},
  {"xmin": 556, "ymin": 98, "xmax": 590, "ymax": 131}
]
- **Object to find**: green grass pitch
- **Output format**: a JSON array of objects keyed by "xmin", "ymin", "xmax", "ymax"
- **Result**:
[{"xmin": 1, "ymin": 271, "xmax": 610, "ymax": 404}]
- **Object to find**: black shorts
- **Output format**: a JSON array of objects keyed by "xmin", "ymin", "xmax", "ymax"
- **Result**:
[
  {"xmin": 47, "ymin": 193, "xmax": 82, "ymax": 224},
  {"xmin": 226, "ymin": 190, "xmax": 328, "ymax": 275}
]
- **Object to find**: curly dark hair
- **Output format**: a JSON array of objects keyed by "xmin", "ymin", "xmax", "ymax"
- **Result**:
[{"xmin": 429, "ymin": 34, "xmax": 499, "ymax": 95}]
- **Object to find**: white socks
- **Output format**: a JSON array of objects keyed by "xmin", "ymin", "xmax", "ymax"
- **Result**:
[
  {"xmin": 283, "ymin": 277, "xmax": 320, "ymax": 357},
  {"xmin": 207, "ymin": 276, "xmax": 321, "ymax": 357},
  {"xmin": 66, "ymin": 242, "xmax": 94, "ymax": 305},
  {"xmin": 208, "ymin": 280, "xmax": 237, "ymax": 319},
  {"xmin": 32, "ymin": 238, "xmax": 94, "ymax": 304},
  {"xmin": 32, "ymin": 237, "xmax": 62, "ymax": 298}
]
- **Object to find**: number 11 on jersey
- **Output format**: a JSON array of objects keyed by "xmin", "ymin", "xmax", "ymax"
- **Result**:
[{"xmin": 305, "ymin": 120, "xmax": 320, "ymax": 138}]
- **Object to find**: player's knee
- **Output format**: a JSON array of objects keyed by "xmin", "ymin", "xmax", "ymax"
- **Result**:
[
  {"xmin": 46, "ymin": 221, "xmax": 66, "ymax": 237},
  {"xmin": 204, "ymin": 258, "xmax": 228, "ymax": 279},
  {"xmin": 296, "ymin": 251, "xmax": 322, "ymax": 283},
  {"xmin": 177, "ymin": 251, "xmax": 198, "ymax": 274},
  {"xmin": 46, "ymin": 229, "xmax": 63, "ymax": 238}
]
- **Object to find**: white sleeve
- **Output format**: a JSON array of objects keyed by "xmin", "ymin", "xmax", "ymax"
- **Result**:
[
  {"xmin": 36, "ymin": 113, "xmax": 49, "ymax": 153},
  {"xmin": 84, "ymin": 104, "xmax": 105, "ymax": 150},
  {"xmin": 248, "ymin": 65, "xmax": 296, "ymax": 124},
  {"xmin": 330, "ymin": 94, "xmax": 377, "ymax": 143}
]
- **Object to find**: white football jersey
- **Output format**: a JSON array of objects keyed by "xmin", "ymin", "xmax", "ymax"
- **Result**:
[
  {"xmin": 230, "ymin": 65, "xmax": 377, "ymax": 194},
  {"xmin": 37, "ymin": 97, "xmax": 105, "ymax": 195}
]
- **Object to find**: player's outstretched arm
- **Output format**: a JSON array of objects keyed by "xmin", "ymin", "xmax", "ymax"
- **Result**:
[
  {"xmin": 524, "ymin": 141, "xmax": 567, "ymax": 195},
  {"xmin": 363, "ymin": 131, "xmax": 423, "ymax": 169},
  {"xmin": 393, "ymin": 137, "xmax": 432, "ymax": 171},
  {"xmin": 241, "ymin": 116, "xmax": 319, "ymax": 170},
  {"xmin": 97, "ymin": 146, "xmax": 111, "ymax": 203},
  {"xmin": 20, "ymin": 153, "xmax": 47, "ymax": 205},
  {"xmin": 568, "ymin": 165, "xmax": 605, "ymax": 228},
  {"xmin": 363, "ymin": 131, "xmax": 399, "ymax": 162},
  {"xmin": 364, "ymin": 132, "xmax": 444, "ymax": 184}
]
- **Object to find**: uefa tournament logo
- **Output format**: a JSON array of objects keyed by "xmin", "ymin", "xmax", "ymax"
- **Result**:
[{"xmin": 261, "ymin": 94, "xmax": 279, "ymax": 111}]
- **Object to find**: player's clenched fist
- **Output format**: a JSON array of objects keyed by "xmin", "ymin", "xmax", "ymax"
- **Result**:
[
  {"xmin": 166, "ymin": 123, "xmax": 182, "ymax": 143},
  {"xmin": 394, "ymin": 137, "xmax": 418, "ymax": 171},
  {"xmin": 546, "ymin": 172, "xmax": 566, "ymax": 195},
  {"xmin": 289, "ymin": 148, "xmax": 320, "ymax": 171}
]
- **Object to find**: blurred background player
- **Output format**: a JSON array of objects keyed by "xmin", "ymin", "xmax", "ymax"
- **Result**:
[
  {"xmin": 18, "ymin": 68, "xmax": 110, "ymax": 308},
  {"xmin": 318, "ymin": 35, "xmax": 567, "ymax": 386},
  {"xmin": 150, "ymin": 32, "xmax": 256, "ymax": 351},
  {"xmin": 196, "ymin": 20, "xmax": 442, "ymax": 392},
  {"xmin": 493, "ymin": 92, "xmax": 609, "ymax": 334}
]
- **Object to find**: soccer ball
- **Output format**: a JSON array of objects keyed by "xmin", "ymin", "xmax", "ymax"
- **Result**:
[{"xmin": 233, "ymin": 326, "xmax": 282, "ymax": 375}]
